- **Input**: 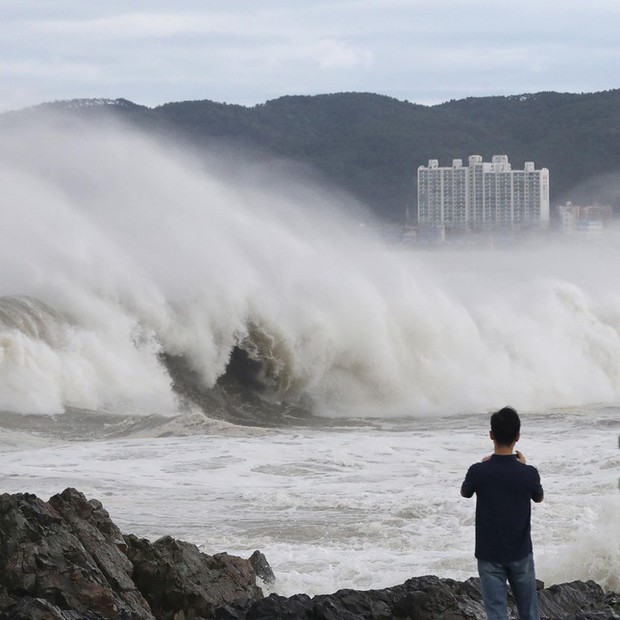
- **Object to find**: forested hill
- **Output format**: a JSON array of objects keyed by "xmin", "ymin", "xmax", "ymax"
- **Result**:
[{"xmin": 10, "ymin": 89, "xmax": 620, "ymax": 221}]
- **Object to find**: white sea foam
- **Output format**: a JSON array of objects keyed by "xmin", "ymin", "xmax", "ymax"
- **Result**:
[
  {"xmin": 0, "ymin": 407, "xmax": 617, "ymax": 595},
  {"xmin": 1, "ymin": 113, "xmax": 620, "ymax": 417}
]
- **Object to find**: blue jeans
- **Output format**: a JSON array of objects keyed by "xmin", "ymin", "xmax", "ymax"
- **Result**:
[{"xmin": 477, "ymin": 553, "xmax": 539, "ymax": 620}]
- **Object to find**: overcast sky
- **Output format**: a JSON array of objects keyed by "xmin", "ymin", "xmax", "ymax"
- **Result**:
[{"xmin": 1, "ymin": 0, "xmax": 619, "ymax": 112}]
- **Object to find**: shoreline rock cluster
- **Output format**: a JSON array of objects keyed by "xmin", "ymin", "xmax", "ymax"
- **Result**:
[{"xmin": 0, "ymin": 489, "xmax": 617, "ymax": 619}]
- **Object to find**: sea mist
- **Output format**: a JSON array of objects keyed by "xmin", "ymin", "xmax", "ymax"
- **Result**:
[{"xmin": 1, "ymin": 113, "xmax": 619, "ymax": 418}]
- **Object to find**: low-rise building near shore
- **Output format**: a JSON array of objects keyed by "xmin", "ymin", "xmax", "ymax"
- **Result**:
[{"xmin": 558, "ymin": 201, "xmax": 613, "ymax": 239}]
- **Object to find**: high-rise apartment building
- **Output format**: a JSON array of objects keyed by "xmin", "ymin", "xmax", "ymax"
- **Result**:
[{"xmin": 417, "ymin": 155, "xmax": 549, "ymax": 231}]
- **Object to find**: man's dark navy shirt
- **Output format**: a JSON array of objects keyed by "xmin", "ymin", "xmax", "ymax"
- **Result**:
[{"xmin": 461, "ymin": 454, "xmax": 543, "ymax": 563}]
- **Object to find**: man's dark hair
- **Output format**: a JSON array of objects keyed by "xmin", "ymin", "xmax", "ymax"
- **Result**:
[{"xmin": 490, "ymin": 407, "xmax": 521, "ymax": 446}]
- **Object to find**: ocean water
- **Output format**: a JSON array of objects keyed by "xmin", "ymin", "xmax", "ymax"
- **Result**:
[
  {"xmin": 0, "ymin": 406, "xmax": 618, "ymax": 596},
  {"xmin": 0, "ymin": 113, "xmax": 618, "ymax": 596}
]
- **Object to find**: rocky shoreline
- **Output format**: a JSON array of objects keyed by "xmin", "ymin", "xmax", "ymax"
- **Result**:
[{"xmin": 0, "ymin": 489, "xmax": 617, "ymax": 619}]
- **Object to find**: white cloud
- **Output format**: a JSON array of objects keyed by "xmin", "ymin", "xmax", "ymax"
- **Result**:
[
  {"xmin": 1, "ymin": 0, "xmax": 619, "ymax": 111},
  {"xmin": 313, "ymin": 39, "xmax": 374, "ymax": 70},
  {"xmin": 26, "ymin": 11, "xmax": 267, "ymax": 41}
]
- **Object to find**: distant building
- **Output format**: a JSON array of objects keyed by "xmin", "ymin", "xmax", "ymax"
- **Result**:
[
  {"xmin": 558, "ymin": 201, "xmax": 612, "ymax": 238},
  {"xmin": 417, "ymin": 155, "xmax": 549, "ymax": 232}
]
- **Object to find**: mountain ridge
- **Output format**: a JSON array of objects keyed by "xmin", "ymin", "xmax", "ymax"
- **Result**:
[{"xmin": 6, "ymin": 89, "xmax": 620, "ymax": 221}]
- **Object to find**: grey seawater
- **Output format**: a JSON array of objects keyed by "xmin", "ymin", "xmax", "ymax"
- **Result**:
[
  {"xmin": 1, "ymin": 404, "xmax": 619, "ymax": 596},
  {"xmin": 0, "ymin": 408, "xmax": 168, "ymax": 443}
]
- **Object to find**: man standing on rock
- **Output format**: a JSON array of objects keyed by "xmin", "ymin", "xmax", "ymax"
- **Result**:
[{"xmin": 461, "ymin": 406, "xmax": 544, "ymax": 620}]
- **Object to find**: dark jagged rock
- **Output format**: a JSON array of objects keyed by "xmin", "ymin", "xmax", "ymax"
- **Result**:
[
  {"xmin": 538, "ymin": 580, "xmax": 615, "ymax": 618},
  {"xmin": 0, "ymin": 489, "xmax": 618, "ymax": 620},
  {"xmin": 47, "ymin": 488, "xmax": 151, "ymax": 617},
  {"xmin": 0, "ymin": 489, "xmax": 152, "ymax": 619},
  {"xmin": 230, "ymin": 576, "xmax": 484, "ymax": 620},
  {"xmin": 123, "ymin": 534, "xmax": 262, "ymax": 620},
  {"xmin": 215, "ymin": 575, "xmax": 619, "ymax": 620},
  {"xmin": 249, "ymin": 551, "xmax": 275, "ymax": 585},
  {"xmin": 0, "ymin": 490, "xmax": 264, "ymax": 620},
  {"xmin": 1, "ymin": 596, "xmax": 110, "ymax": 619}
]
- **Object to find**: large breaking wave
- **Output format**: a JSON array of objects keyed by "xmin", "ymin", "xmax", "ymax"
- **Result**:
[{"xmin": 1, "ymin": 113, "xmax": 619, "ymax": 419}]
